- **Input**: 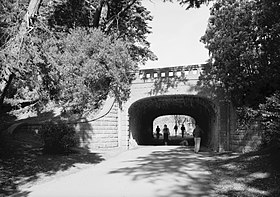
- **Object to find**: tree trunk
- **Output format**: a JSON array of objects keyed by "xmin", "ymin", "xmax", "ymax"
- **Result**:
[
  {"xmin": 0, "ymin": 73, "xmax": 15, "ymax": 109},
  {"xmin": 92, "ymin": 0, "xmax": 105, "ymax": 28}
]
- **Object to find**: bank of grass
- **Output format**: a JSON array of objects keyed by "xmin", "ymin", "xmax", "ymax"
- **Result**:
[{"xmin": 207, "ymin": 143, "xmax": 280, "ymax": 197}]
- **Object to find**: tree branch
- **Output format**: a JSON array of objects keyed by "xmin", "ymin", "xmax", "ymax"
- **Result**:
[{"xmin": 104, "ymin": 0, "xmax": 137, "ymax": 32}]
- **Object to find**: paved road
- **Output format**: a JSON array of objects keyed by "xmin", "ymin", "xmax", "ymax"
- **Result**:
[{"xmin": 23, "ymin": 146, "xmax": 215, "ymax": 197}]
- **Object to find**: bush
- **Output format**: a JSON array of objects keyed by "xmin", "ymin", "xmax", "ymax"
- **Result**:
[
  {"xmin": 41, "ymin": 121, "xmax": 78, "ymax": 154},
  {"xmin": 259, "ymin": 91, "xmax": 280, "ymax": 146}
]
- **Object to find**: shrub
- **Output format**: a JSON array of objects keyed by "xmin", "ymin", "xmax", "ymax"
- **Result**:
[
  {"xmin": 259, "ymin": 91, "xmax": 280, "ymax": 146},
  {"xmin": 41, "ymin": 121, "xmax": 78, "ymax": 154}
]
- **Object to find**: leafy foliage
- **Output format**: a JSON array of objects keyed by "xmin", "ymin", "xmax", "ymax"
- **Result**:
[
  {"xmin": 259, "ymin": 91, "xmax": 280, "ymax": 145},
  {"xmin": 41, "ymin": 121, "xmax": 78, "ymax": 154},
  {"xmin": 45, "ymin": 28, "xmax": 137, "ymax": 112},
  {"xmin": 0, "ymin": 0, "xmax": 154, "ymax": 113},
  {"xmin": 103, "ymin": 0, "xmax": 156, "ymax": 63},
  {"xmin": 0, "ymin": 0, "xmax": 28, "ymax": 47},
  {"xmin": 0, "ymin": 0, "xmax": 213, "ymax": 113},
  {"xmin": 43, "ymin": 0, "xmax": 156, "ymax": 63},
  {"xmin": 0, "ymin": 0, "xmax": 26, "ymax": 87},
  {"xmin": 0, "ymin": 0, "xmax": 45, "ymax": 107},
  {"xmin": 0, "ymin": 0, "xmax": 212, "ymax": 112},
  {"xmin": 201, "ymin": 0, "xmax": 280, "ymax": 107},
  {"xmin": 199, "ymin": 0, "xmax": 280, "ymax": 144},
  {"xmin": 164, "ymin": 0, "xmax": 211, "ymax": 9}
]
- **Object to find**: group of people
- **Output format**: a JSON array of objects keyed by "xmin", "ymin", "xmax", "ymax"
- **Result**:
[
  {"xmin": 173, "ymin": 124, "xmax": 188, "ymax": 138},
  {"xmin": 155, "ymin": 124, "xmax": 203, "ymax": 153},
  {"xmin": 155, "ymin": 124, "xmax": 187, "ymax": 139},
  {"xmin": 155, "ymin": 125, "xmax": 170, "ymax": 145}
]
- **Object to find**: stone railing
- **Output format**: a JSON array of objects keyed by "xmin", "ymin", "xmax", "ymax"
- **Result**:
[{"xmin": 137, "ymin": 64, "xmax": 205, "ymax": 81}]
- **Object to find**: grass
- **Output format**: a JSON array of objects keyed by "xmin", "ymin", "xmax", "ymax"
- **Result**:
[{"xmin": 207, "ymin": 143, "xmax": 280, "ymax": 197}]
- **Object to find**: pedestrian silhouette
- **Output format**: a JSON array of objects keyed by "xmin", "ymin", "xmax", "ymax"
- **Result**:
[
  {"xmin": 174, "ymin": 124, "xmax": 178, "ymax": 136},
  {"xmin": 155, "ymin": 125, "xmax": 161, "ymax": 139},
  {"xmin": 163, "ymin": 124, "xmax": 170, "ymax": 145},
  {"xmin": 181, "ymin": 124, "xmax": 186, "ymax": 138},
  {"xmin": 193, "ymin": 124, "xmax": 204, "ymax": 153}
]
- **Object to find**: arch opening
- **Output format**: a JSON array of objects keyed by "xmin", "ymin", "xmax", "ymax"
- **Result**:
[
  {"xmin": 128, "ymin": 95, "xmax": 217, "ymax": 149},
  {"xmin": 153, "ymin": 115, "xmax": 196, "ymax": 145}
]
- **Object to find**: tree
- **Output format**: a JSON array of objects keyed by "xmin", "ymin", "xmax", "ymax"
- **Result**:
[
  {"xmin": 0, "ymin": 0, "xmax": 211, "ymax": 113},
  {"xmin": 164, "ymin": 0, "xmax": 211, "ymax": 9},
  {"xmin": 0, "ymin": 0, "xmax": 43, "ymax": 109},
  {"xmin": 43, "ymin": 28, "xmax": 137, "ymax": 112},
  {"xmin": 0, "ymin": 0, "xmax": 153, "ymax": 110},
  {"xmin": 172, "ymin": 115, "xmax": 188, "ymax": 125},
  {"xmin": 41, "ymin": 0, "xmax": 155, "ymax": 111},
  {"xmin": 200, "ymin": 0, "xmax": 280, "ymax": 108},
  {"xmin": 259, "ymin": 91, "xmax": 280, "ymax": 145},
  {"xmin": 44, "ymin": 0, "xmax": 156, "ymax": 63}
]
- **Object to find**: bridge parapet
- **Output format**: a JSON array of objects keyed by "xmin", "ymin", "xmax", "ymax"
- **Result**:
[{"xmin": 135, "ymin": 64, "xmax": 206, "ymax": 83}]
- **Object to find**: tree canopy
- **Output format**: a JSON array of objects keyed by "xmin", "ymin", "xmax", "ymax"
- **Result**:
[
  {"xmin": 164, "ymin": 0, "xmax": 211, "ymax": 9},
  {"xmin": 44, "ymin": 28, "xmax": 137, "ymax": 111},
  {"xmin": 201, "ymin": 0, "xmax": 280, "ymax": 108},
  {"xmin": 0, "ymin": 0, "xmax": 156, "ymax": 113},
  {"xmin": 0, "ymin": 0, "xmax": 212, "ymax": 113}
]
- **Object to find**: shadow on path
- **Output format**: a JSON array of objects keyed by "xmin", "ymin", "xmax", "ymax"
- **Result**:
[
  {"xmin": 109, "ymin": 146, "xmax": 215, "ymax": 197},
  {"xmin": 207, "ymin": 144, "xmax": 280, "ymax": 197},
  {"xmin": 0, "ymin": 146, "xmax": 104, "ymax": 196}
]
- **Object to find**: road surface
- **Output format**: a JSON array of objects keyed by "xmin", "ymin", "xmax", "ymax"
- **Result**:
[{"xmin": 23, "ymin": 146, "xmax": 215, "ymax": 197}]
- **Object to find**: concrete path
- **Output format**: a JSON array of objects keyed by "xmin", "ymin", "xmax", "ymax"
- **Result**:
[{"xmin": 23, "ymin": 146, "xmax": 215, "ymax": 197}]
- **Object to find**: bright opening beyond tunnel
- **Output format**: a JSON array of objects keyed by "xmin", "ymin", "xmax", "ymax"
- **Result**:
[
  {"xmin": 153, "ymin": 115, "xmax": 196, "ymax": 145},
  {"xmin": 128, "ymin": 95, "xmax": 217, "ymax": 148}
]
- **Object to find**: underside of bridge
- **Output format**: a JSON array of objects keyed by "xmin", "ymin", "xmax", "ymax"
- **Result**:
[{"xmin": 128, "ymin": 95, "xmax": 218, "ymax": 148}]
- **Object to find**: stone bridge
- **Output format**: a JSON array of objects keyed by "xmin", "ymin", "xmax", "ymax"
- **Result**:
[
  {"xmin": 121, "ymin": 64, "xmax": 220, "ymax": 149},
  {"xmin": 76, "ymin": 63, "xmax": 261, "ymax": 152},
  {"xmin": 8, "ymin": 64, "xmax": 261, "ymax": 152}
]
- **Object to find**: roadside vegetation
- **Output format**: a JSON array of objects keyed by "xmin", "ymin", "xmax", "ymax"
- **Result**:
[{"xmin": 208, "ymin": 143, "xmax": 280, "ymax": 197}]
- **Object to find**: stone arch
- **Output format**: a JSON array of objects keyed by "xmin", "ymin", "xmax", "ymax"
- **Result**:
[{"xmin": 128, "ymin": 94, "xmax": 218, "ymax": 149}]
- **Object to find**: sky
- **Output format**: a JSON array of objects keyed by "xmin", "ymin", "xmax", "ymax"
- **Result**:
[{"xmin": 141, "ymin": 0, "xmax": 211, "ymax": 69}]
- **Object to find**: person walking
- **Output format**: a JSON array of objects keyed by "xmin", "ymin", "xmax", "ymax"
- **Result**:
[
  {"xmin": 193, "ymin": 124, "xmax": 203, "ymax": 153},
  {"xmin": 163, "ymin": 124, "xmax": 170, "ymax": 145},
  {"xmin": 156, "ymin": 125, "xmax": 161, "ymax": 139},
  {"xmin": 174, "ymin": 124, "xmax": 178, "ymax": 136},
  {"xmin": 181, "ymin": 124, "xmax": 186, "ymax": 138}
]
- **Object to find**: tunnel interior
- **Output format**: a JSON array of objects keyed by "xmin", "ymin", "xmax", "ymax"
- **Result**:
[{"xmin": 128, "ymin": 95, "xmax": 217, "ymax": 148}]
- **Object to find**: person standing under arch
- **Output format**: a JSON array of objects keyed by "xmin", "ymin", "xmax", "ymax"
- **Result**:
[
  {"xmin": 193, "ymin": 124, "xmax": 203, "ymax": 153},
  {"xmin": 163, "ymin": 124, "xmax": 170, "ymax": 145},
  {"xmin": 174, "ymin": 124, "xmax": 178, "ymax": 136},
  {"xmin": 181, "ymin": 124, "xmax": 186, "ymax": 138},
  {"xmin": 155, "ymin": 125, "xmax": 161, "ymax": 139}
]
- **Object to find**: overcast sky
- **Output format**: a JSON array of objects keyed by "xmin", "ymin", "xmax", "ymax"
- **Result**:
[{"xmin": 141, "ymin": 0, "xmax": 211, "ymax": 68}]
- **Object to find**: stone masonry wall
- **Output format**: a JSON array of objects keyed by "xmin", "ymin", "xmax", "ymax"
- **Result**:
[
  {"xmin": 6, "ymin": 101, "xmax": 120, "ymax": 152},
  {"xmin": 230, "ymin": 127, "xmax": 262, "ymax": 152},
  {"xmin": 230, "ymin": 110, "xmax": 262, "ymax": 152},
  {"xmin": 229, "ymin": 109, "xmax": 262, "ymax": 152},
  {"xmin": 76, "ymin": 102, "xmax": 119, "ymax": 151},
  {"xmin": 218, "ymin": 101, "xmax": 230, "ymax": 152},
  {"xmin": 218, "ymin": 101, "xmax": 262, "ymax": 153}
]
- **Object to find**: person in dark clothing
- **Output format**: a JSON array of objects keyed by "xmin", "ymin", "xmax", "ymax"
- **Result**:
[
  {"xmin": 174, "ymin": 124, "xmax": 178, "ymax": 136},
  {"xmin": 193, "ymin": 124, "xmax": 203, "ymax": 153},
  {"xmin": 163, "ymin": 124, "xmax": 170, "ymax": 145},
  {"xmin": 181, "ymin": 124, "xmax": 186, "ymax": 138},
  {"xmin": 156, "ymin": 125, "xmax": 161, "ymax": 139}
]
